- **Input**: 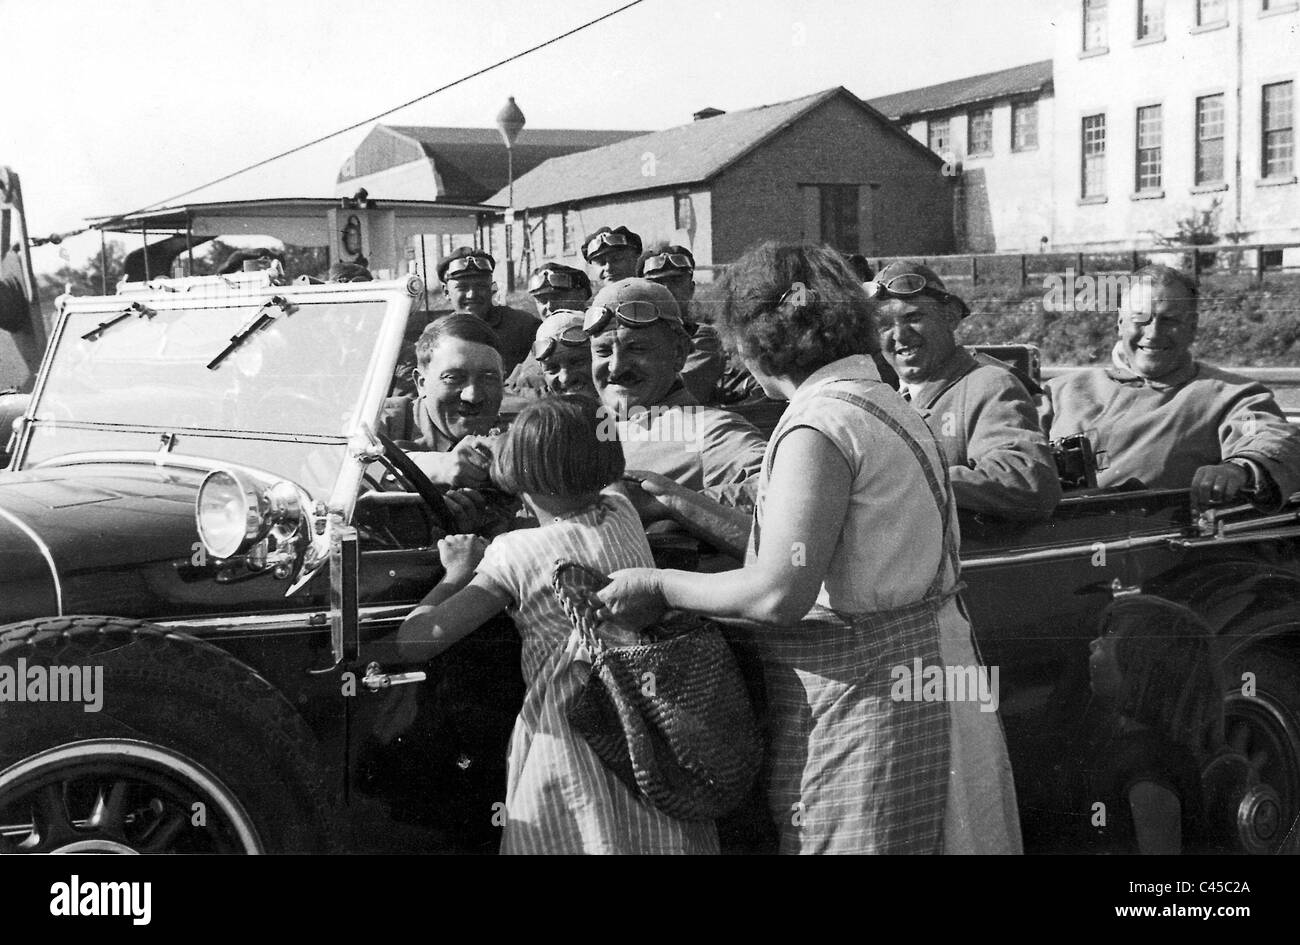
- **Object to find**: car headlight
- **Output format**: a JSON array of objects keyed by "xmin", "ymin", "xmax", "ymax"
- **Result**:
[{"xmin": 197, "ymin": 469, "xmax": 306, "ymax": 559}]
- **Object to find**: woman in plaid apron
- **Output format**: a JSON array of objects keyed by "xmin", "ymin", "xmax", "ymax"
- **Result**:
[{"xmin": 599, "ymin": 243, "xmax": 1021, "ymax": 853}]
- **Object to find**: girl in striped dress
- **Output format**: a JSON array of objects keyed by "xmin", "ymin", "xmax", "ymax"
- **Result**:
[{"xmin": 396, "ymin": 396, "xmax": 718, "ymax": 855}]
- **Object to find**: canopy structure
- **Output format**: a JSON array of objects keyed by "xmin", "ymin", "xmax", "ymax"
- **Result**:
[{"xmin": 87, "ymin": 197, "xmax": 502, "ymax": 281}]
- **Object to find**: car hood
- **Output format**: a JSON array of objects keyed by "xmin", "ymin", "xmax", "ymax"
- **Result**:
[{"xmin": 0, "ymin": 461, "xmax": 207, "ymax": 621}]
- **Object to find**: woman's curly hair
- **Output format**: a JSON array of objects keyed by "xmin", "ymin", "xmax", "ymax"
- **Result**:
[{"xmin": 714, "ymin": 242, "xmax": 879, "ymax": 379}]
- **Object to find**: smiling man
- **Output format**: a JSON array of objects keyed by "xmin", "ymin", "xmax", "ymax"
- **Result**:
[
  {"xmin": 380, "ymin": 314, "xmax": 504, "ymax": 489},
  {"xmin": 582, "ymin": 225, "xmax": 642, "ymax": 290},
  {"xmin": 873, "ymin": 260, "xmax": 1060, "ymax": 520},
  {"xmin": 1042, "ymin": 265, "xmax": 1300, "ymax": 508},
  {"xmin": 586, "ymin": 278, "xmax": 765, "ymax": 508},
  {"xmin": 437, "ymin": 247, "xmax": 538, "ymax": 376}
]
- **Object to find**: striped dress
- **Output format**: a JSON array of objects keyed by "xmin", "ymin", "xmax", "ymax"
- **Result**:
[{"xmin": 474, "ymin": 490, "xmax": 719, "ymax": 855}]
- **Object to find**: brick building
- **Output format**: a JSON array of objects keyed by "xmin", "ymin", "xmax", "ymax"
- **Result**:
[{"xmin": 479, "ymin": 87, "xmax": 954, "ymax": 283}]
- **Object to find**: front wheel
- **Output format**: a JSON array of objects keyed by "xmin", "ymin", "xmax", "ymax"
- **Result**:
[{"xmin": 0, "ymin": 616, "xmax": 340, "ymax": 854}]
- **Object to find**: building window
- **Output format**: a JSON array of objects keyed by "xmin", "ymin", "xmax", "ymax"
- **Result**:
[
  {"xmin": 1012, "ymin": 100, "xmax": 1039, "ymax": 150},
  {"xmin": 1082, "ymin": 114, "xmax": 1107, "ymax": 197},
  {"xmin": 1197, "ymin": 0, "xmax": 1226, "ymax": 24},
  {"xmin": 1137, "ymin": 0, "xmax": 1164, "ymax": 38},
  {"xmin": 1262, "ymin": 81, "xmax": 1294, "ymax": 178},
  {"xmin": 1135, "ymin": 105, "xmax": 1163, "ymax": 191},
  {"xmin": 674, "ymin": 192, "xmax": 695, "ymax": 232},
  {"xmin": 928, "ymin": 117, "xmax": 951, "ymax": 154},
  {"xmin": 818, "ymin": 185, "xmax": 860, "ymax": 252},
  {"xmin": 1196, "ymin": 94, "xmax": 1226, "ymax": 183},
  {"xmin": 1083, "ymin": 0, "xmax": 1108, "ymax": 50},
  {"xmin": 968, "ymin": 108, "xmax": 994, "ymax": 156},
  {"xmin": 561, "ymin": 210, "xmax": 573, "ymax": 253}
]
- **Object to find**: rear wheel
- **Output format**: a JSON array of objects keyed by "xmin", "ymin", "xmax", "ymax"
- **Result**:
[
  {"xmin": 0, "ymin": 616, "xmax": 339, "ymax": 854},
  {"xmin": 1216, "ymin": 631, "xmax": 1300, "ymax": 854}
]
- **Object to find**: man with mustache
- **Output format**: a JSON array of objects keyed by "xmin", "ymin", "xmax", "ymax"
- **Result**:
[
  {"xmin": 381, "ymin": 314, "xmax": 505, "ymax": 489},
  {"xmin": 586, "ymin": 278, "xmax": 765, "ymax": 510},
  {"xmin": 1042, "ymin": 265, "xmax": 1300, "ymax": 509},
  {"xmin": 873, "ymin": 260, "xmax": 1060, "ymax": 521}
]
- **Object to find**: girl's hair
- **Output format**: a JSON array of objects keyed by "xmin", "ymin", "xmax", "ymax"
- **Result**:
[
  {"xmin": 491, "ymin": 395, "xmax": 624, "ymax": 497},
  {"xmin": 714, "ymin": 241, "xmax": 879, "ymax": 379},
  {"xmin": 1097, "ymin": 596, "xmax": 1225, "ymax": 754}
]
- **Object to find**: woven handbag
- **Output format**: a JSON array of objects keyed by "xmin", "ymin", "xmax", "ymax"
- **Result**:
[{"xmin": 551, "ymin": 561, "xmax": 763, "ymax": 822}]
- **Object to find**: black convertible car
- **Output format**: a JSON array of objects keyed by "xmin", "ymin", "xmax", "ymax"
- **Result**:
[{"xmin": 0, "ymin": 274, "xmax": 1296, "ymax": 853}]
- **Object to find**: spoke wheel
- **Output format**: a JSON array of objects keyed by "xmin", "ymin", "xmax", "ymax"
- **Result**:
[
  {"xmin": 1217, "ymin": 638, "xmax": 1300, "ymax": 853},
  {"xmin": 0, "ymin": 740, "xmax": 262, "ymax": 854}
]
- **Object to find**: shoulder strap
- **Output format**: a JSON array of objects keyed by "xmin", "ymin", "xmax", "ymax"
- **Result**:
[{"xmin": 818, "ymin": 387, "xmax": 960, "ymax": 598}]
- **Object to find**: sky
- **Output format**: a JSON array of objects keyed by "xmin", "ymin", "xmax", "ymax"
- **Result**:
[{"xmin": 1, "ymin": 0, "xmax": 1056, "ymax": 275}]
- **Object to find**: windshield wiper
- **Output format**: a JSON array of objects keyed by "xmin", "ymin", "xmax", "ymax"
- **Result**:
[
  {"xmin": 80, "ymin": 302, "xmax": 156, "ymax": 341},
  {"xmin": 206, "ymin": 295, "xmax": 297, "ymax": 370}
]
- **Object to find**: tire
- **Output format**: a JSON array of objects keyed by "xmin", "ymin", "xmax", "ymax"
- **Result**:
[
  {"xmin": 0, "ymin": 616, "xmax": 339, "ymax": 854},
  {"xmin": 1217, "ymin": 627, "xmax": 1300, "ymax": 854}
]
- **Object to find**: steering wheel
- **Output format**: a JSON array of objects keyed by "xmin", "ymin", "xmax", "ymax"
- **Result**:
[{"xmin": 376, "ymin": 432, "xmax": 459, "ymax": 534}]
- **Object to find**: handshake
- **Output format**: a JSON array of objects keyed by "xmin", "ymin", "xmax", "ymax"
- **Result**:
[{"xmin": 408, "ymin": 434, "xmax": 500, "ymax": 490}]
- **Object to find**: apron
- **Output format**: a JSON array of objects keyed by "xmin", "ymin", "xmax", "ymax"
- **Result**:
[{"xmin": 750, "ymin": 385, "xmax": 961, "ymax": 854}]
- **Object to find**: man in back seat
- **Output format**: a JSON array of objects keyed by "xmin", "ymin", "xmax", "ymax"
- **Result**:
[
  {"xmin": 1041, "ymin": 265, "xmax": 1300, "ymax": 509},
  {"xmin": 872, "ymin": 260, "xmax": 1061, "ymax": 521}
]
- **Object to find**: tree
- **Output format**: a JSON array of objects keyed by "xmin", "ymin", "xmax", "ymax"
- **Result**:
[{"xmin": 36, "ymin": 240, "xmax": 129, "ymax": 311}]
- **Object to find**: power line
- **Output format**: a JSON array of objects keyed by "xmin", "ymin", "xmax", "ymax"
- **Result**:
[{"xmin": 100, "ymin": 0, "xmax": 648, "ymax": 227}]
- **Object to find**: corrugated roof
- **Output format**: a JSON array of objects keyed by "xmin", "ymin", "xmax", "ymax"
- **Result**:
[
  {"xmin": 488, "ymin": 87, "xmax": 918, "ymax": 210},
  {"xmin": 340, "ymin": 126, "xmax": 646, "ymax": 202},
  {"xmin": 868, "ymin": 60, "xmax": 1053, "ymax": 120}
]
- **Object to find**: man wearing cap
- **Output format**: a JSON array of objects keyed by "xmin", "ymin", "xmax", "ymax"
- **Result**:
[
  {"xmin": 873, "ymin": 259, "xmax": 1061, "ymax": 521},
  {"xmin": 1042, "ymin": 265, "xmax": 1300, "ymax": 509},
  {"xmin": 436, "ymin": 246, "xmax": 539, "ymax": 376},
  {"xmin": 636, "ymin": 245, "xmax": 726, "ymax": 404},
  {"xmin": 585, "ymin": 277, "xmax": 765, "ymax": 509},
  {"xmin": 505, "ymin": 263, "xmax": 593, "ymax": 397},
  {"xmin": 526, "ymin": 261, "xmax": 592, "ymax": 318},
  {"xmin": 582, "ymin": 226, "xmax": 642, "ymax": 289},
  {"xmin": 519, "ymin": 310, "xmax": 595, "ymax": 398}
]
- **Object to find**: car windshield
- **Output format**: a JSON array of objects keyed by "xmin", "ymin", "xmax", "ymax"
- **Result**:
[{"xmin": 19, "ymin": 285, "xmax": 406, "ymax": 500}]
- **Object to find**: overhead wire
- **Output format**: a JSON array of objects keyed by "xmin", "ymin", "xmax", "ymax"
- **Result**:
[{"xmin": 68, "ymin": 0, "xmax": 648, "ymax": 237}]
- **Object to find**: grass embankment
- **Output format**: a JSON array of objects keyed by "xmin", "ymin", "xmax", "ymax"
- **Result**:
[{"xmin": 689, "ymin": 271, "xmax": 1300, "ymax": 369}]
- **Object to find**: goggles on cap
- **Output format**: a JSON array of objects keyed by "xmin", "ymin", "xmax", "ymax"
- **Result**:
[
  {"xmin": 583, "ymin": 300, "xmax": 679, "ymax": 336},
  {"xmin": 642, "ymin": 252, "xmax": 694, "ymax": 277},
  {"xmin": 865, "ymin": 272, "xmax": 968, "ymax": 315},
  {"xmin": 532, "ymin": 325, "xmax": 589, "ymax": 360},
  {"xmin": 444, "ymin": 254, "xmax": 494, "ymax": 279},
  {"xmin": 528, "ymin": 269, "xmax": 582, "ymax": 294},
  {"xmin": 585, "ymin": 231, "xmax": 634, "ymax": 258}
]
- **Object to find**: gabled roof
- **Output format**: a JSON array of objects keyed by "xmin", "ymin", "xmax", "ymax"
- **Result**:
[
  {"xmin": 868, "ymin": 60, "xmax": 1053, "ymax": 120},
  {"xmin": 339, "ymin": 125, "xmax": 646, "ymax": 202},
  {"xmin": 487, "ymin": 87, "xmax": 934, "ymax": 210}
]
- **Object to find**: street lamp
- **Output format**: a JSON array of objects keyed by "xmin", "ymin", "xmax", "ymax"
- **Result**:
[{"xmin": 496, "ymin": 96, "xmax": 526, "ymax": 292}]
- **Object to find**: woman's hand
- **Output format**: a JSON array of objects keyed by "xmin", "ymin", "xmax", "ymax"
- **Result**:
[
  {"xmin": 438, "ymin": 533, "xmax": 488, "ymax": 585},
  {"xmin": 596, "ymin": 567, "xmax": 668, "ymax": 631}
]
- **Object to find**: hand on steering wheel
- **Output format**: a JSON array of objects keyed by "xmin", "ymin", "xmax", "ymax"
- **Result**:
[{"xmin": 376, "ymin": 432, "xmax": 459, "ymax": 534}]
